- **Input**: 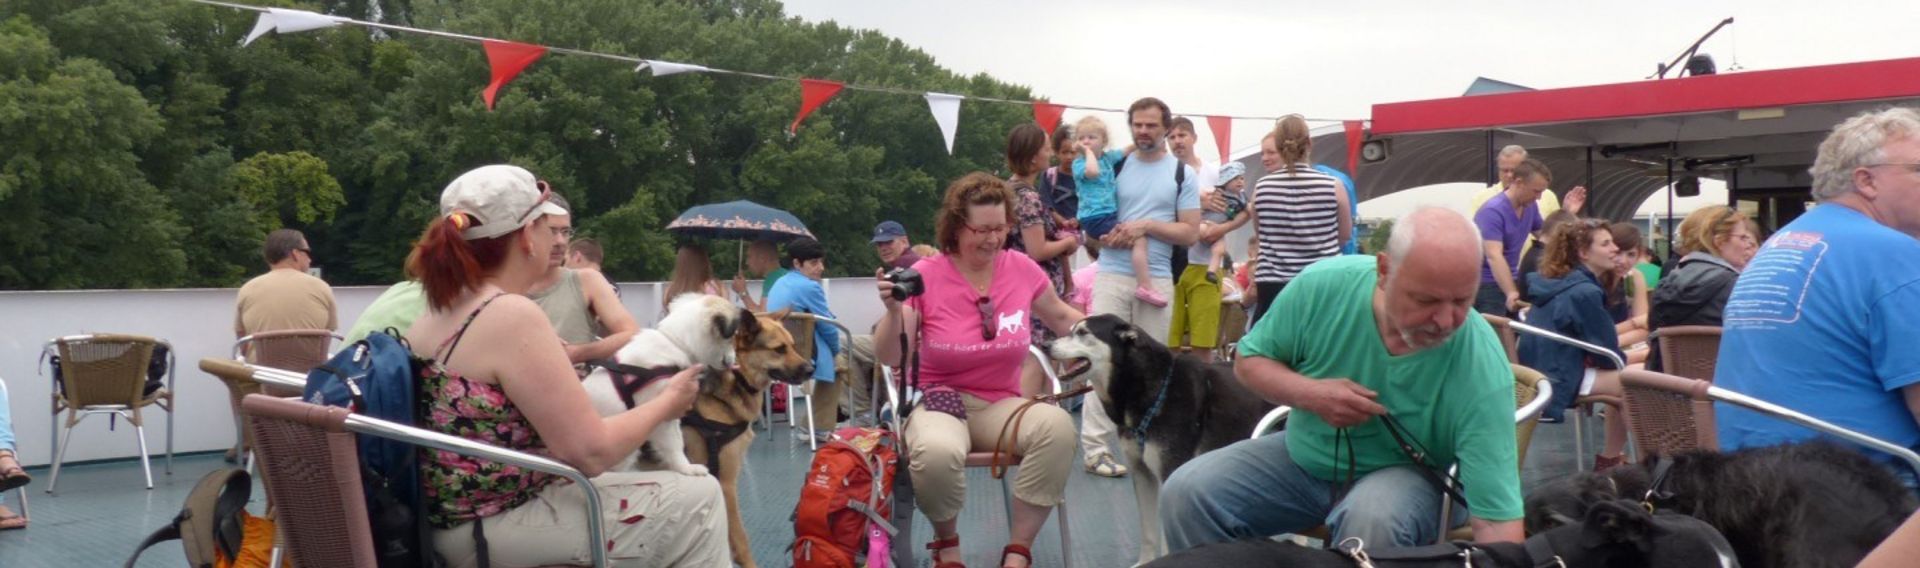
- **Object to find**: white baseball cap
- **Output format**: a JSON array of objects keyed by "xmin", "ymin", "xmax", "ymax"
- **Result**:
[{"xmin": 439, "ymin": 165, "xmax": 567, "ymax": 240}]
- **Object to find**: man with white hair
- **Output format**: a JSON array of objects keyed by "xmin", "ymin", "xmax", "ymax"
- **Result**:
[
  {"xmin": 1159, "ymin": 206, "xmax": 1524, "ymax": 552},
  {"xmin": 1470, "ymin": 145, "xmax": 1565, "ymax": 216},
  {"xmin": 1715, "ymin": 107, "xmax": 1920, "ymax": 489}
]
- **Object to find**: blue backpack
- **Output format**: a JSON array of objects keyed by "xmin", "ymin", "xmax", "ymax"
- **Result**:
[{"xmin": 304, "ymin": 330, "xmax": 431, "ymax": 568}]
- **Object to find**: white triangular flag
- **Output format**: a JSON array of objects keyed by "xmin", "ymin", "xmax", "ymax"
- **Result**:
[
  {"xmin": 242, "ymin": 8, "xmax": 347, "ymax": 47},
  {"xmin": 638, "ymin": 60, "xmax": 710, "ymax": 77},
  {"xmin": 925, "ymin": 93, "xmax": 964, "ymax": 155}
]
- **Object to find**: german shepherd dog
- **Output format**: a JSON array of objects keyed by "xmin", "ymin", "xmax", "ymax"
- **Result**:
[
  {"xmin": 1526, "ymin": 441, "xmax": 1916, "ymax": 568},
  {"xmin": 1048, "ymin": 314, "xmax": 1277, "ymax": 564},
  {"xmin": 1146, "ymin": 499, "xmax": 1740, "ymax": 568},
  {"xmin": 681, "ymin": 308, "xmax": 812, "ymax": 568}
]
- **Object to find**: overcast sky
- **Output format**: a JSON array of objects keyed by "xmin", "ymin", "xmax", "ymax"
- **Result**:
[{"xmin": 781, "ymin": 0, "xmax": 1919, "ymax": 157}]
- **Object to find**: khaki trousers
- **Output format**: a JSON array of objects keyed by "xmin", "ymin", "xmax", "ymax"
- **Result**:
[
  {"xmin": 431, "ymin": 471, "xmax": 729, "ymax": 567},
  {"xmin": 904, "ymin": 392, "xmax": 1075, "ymax": 522}
]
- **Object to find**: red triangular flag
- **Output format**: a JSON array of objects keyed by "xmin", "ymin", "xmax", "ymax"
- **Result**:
[
  {"xmin": 1206, "ymin": 116, "xmax": 1233, "ymax": 165},
  {"xmin": 1032, "ymin": 100, "xmax": 1066, "ymax": 133},
  {"xmin": 1343, "ymin": 120, "xmax": 1366, "ymax": 175},
  {"xmin": 789, "ymin": 79, "xmax": 844, "ymax": 134},
  {"xmin": 482, "ymin": 40, "xmax": 548, "ymax": 111}
]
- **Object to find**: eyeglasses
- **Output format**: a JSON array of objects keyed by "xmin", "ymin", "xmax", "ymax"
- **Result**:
[
  {"xmin": 976, "ymin": 296, "xmax": 997, "ymax": 341},
  {"xmin": 550, "ymin": 226, "xmax": 574, "ymax": 239},
  {"xmin": 964, "ymin": 223, "xmax": 1010, "ymax": 236},
  {"xmin": 295, "ymin": 247, "xmax": 312, "ymax": 257}
]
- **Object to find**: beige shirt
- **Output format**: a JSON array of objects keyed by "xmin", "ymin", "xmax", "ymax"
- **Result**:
[
  {"xmin": 527, "ymin": 269, "xmax": 598, "ymax": 345},
  {"xmin": 234, "ymin": 268, "xmax": 338, "ymax": 337}
]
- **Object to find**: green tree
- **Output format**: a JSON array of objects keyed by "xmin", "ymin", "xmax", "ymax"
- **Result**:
[
  {"xmin": 1364, "ymin": 219, "xmax": 1393, "ymax": 255},
  {"xmin": 0, "ymin": 16, "xmax": 185, "ymax": 289}
]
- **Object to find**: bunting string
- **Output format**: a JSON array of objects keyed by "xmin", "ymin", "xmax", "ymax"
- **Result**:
[{"xmin": 190, "ymin": 0, "xmax": 1366, "ymax": 149}]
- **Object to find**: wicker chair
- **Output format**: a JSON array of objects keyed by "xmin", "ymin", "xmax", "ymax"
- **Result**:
[
  {"xmin": 225, "ymin": 330, "xmax": 342, "ymax": 464},
  {"xmin": 243, "ymin": 389, "xmax": 608, "ymax": 567},
  {"xmin": 763, "ymin": 312, "xmax": 850, "ymax": 451},
  {"xmin": 1251, "ymin": 363, "xmax": 1553, "ymax": 544},
  {"xmin": 44, "ymin": 334, "xmax": 174, "ymax": 493},
  {"xmin": 1619, "ymin": 370, "xmax": 1719, "ymax": 461},
  {"xmin": 1215, "ymin": 301, "xmax": 1251, "ymax": 360},
  {"xmin": 1653, "ymin": 325, "xmax": 1721, "ymax": 381}
]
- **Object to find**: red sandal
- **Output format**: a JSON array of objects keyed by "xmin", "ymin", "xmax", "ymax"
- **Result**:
[
  {"xmin": 927, "ymin": 535, "xmax": 965, "ymax": 568},
  {"xmin": 1000, "ymin": 543, "xmax": 1033, "ymax": 568}
]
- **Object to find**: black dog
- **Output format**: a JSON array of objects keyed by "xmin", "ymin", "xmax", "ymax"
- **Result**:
[
  {"xmin": 1145, "ymin": 499, "xmax": 1740, "ymax": 567},
  {"xmin": 1048, "ymin": 314, "xmax": 1278, "ymax": 563},
  {"xmin": 1527, "ymin": 441, "xmax": 1915, "ymax": 568}
]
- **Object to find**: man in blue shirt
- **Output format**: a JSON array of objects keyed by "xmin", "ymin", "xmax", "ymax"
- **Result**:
[
  {"xmin": 767, "ymin": 237, "xmax": 842, "ymax": 443},
  {"xmin": 1716, "ymin": 107, "xmax": 1920, "ymax": 489},
  {"xmin": 1314, "ymin": 164, "xmax": 1361, "ymax": 254},
  {"xmin": 1080, "ymin": 97, "xmax": 1203, "ymax": 481}
]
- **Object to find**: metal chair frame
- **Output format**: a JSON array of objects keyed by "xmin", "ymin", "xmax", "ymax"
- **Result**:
[
  {"xmin": 42, "ymin": 334, "xmax": 175, "ymax": 493},
  {"xmin": 1506, "ymin": 318, "xmax": 1634, "ymax": 472},
  {"xmin": 755, "ymin": 313, "xmax": 856, "ymax": 451},
  {"xmin": 0, "ymin": 378, "xmax": 28, "ymax": 522},
  {"xmin": 244, "ymin": 363, "xmax": 610, "ymax": 567}
]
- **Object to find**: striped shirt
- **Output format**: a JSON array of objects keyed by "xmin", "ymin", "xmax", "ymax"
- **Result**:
[{"xmin": 1252, "ymin": 165, "xmax": 1343, "ymax": 283}]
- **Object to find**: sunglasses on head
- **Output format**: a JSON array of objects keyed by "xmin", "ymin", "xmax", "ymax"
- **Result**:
[{"xmin": 517, "ymin": 180, "xmax": 555, "ymax": 223}]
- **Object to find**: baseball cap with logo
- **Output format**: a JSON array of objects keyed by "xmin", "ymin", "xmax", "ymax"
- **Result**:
[
  {"xmin": 871, "ymin": 220, "xmax": 908, "ymax": 243},
  {"xmin": 439, "ymin": 165, "xmax": 568, "ymax": 240}
]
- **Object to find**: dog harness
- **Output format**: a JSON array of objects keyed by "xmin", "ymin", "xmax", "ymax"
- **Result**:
[
  {"xmin": 679, "ymin": 367, "xmax": 763, "ymax": 473},
  {"xmin": 1127, "ymin": 365, "xmax": 1176, "ymax": 444},
  {"xmin": 586, "ymin": 359, "xmax": 687, "ymax": 410}
]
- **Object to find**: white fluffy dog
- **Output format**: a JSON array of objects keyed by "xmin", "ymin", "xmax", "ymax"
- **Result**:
[{"xmin": 581, "ymin": 293, "xmax": 742, "ymax": 475}]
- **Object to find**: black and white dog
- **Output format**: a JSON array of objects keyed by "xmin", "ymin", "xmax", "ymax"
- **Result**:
[
  {"xmin": 1146, "ymin": 499, "xmax": 1740, "ymax": 568},
  {"xmin": 1527, "ymin": 441, "xmax": 1915, "ymax": 568},
  {"xmin": 1049, "ymin": 314, "xmax": 1277, "ymax": 564}
]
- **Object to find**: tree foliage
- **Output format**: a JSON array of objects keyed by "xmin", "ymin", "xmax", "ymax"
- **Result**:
[{"xmin": 0, "ymin": 0, "xmax": 1039, "ymax": 289}]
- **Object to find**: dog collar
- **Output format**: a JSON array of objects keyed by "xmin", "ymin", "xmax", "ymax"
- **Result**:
[{"xmin": 1129, "ymin": 365, "xmax": 1175, "ymax": 443}]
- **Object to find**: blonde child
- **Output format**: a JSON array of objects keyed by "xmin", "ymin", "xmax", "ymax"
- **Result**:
[{"xmin": 1072, "ymin": 116, "xmax": 1163, "ymax": 306}]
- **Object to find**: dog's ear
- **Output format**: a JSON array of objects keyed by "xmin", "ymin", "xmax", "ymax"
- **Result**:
[
  {"xmin": 714, "ymin": 311, "xmax": 740, "ymax": 341},
  {"xmin": 1114, "ymin": 321, "xmax": 1140, "ymax": 345},
  {"xmin": 1578, "ymin": 500, "xmax": 1656, "ymax": 555},
  {"xmin": 734, "ymin": 307, "xmax": 763, "ymax": 340}
]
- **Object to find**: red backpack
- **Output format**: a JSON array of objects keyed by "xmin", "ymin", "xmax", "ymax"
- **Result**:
[{"xmin": 792, "ymin": 426, "xmax": 899, "ymax": 568}]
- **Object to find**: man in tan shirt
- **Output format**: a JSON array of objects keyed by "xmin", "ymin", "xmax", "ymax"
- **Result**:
[{"xmin": 234, "ymin": 229, "xmax": 338, "ymax": 340}]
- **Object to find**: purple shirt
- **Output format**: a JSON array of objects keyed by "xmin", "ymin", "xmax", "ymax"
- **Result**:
[{"xmin": 1473, "ymin": 191, "xmax": 1542, "ymax": 284}]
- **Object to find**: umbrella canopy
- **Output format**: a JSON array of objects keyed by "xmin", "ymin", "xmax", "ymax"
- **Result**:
[{"xmin": 666, "ymin": 200, "xmax": 814, "ymax": 242}]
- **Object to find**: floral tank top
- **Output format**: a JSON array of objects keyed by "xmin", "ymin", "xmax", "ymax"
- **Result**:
[{"xmin": 420, "ymin": 294, "xmax": 556, "ymax": 528}]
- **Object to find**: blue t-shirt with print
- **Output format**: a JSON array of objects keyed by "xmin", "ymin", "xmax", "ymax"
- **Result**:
[
  {"xmin": 1073, "ymin": 149, "xmax": 1126, "ymax": 220},
  {"xmin": 1095, "ymin": 151, "xmax": 1202, "ymax": 279},
  {"xmin": 1314, "ymin": 165, "xmax": 1360, "ymax": 254},
  {"xmin": 1716, "ymin": 204, "xmax": 1920, "ymax": 461}
]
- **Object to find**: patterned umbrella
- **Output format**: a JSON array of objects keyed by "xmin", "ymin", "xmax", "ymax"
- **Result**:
[{"xmin": 665, "ymin": 200, "xmax": 814, "ymax": 242}]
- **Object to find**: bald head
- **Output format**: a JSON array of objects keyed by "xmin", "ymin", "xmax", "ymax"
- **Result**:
[{"xmin": 1378, "ymin": 207, "xmax": 1483, "ymax": 351}]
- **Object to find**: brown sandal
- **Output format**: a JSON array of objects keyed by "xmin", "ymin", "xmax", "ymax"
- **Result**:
[
  {"xmin": 1000, "ymin": 543, "xmax": 1032, "ymax": 568},
  {"xmin": 0, "ymin": 451, "xmax": 28, "ymax": 493},
  {"xmin": 927, "ymin": 535, "xmax": 965, "ymax": 568}
]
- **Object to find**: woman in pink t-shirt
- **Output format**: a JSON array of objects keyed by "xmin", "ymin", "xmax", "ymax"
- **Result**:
[{"xmin": 874, "ymin": 172, "xmax": 1085, "ymax": 568}]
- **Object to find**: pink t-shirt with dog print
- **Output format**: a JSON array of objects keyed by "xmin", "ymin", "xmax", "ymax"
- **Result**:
[{"xmin": 908, "ymin": 252, "xmax": 1049, "ymax": 403}]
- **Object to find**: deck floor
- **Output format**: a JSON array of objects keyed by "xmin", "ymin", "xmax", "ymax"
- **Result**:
[{"xmin": 0, "ymin": 409, "xmax": 1597, "ymax": 567}]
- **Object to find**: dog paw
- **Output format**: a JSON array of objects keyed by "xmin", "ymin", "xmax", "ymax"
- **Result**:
[{"xmin": 673, "ymin": 464, "xmax": 710, "ymax": 477}]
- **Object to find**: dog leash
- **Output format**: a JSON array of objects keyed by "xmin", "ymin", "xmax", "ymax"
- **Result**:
[
  {"xmin": 1379, "ymin": 413, "xmax": 1472, "ymax": 509},
  {"xmin": 987, "ymin": 384, "xmax": 1094, "ymax": 478},
  {"xmin": 1127, "ymin": 365, "xmax": 1177, "ymax": 445},
  {"xmin": 1337, "ymin": 536, "xmax": 1568, "ymax": 568},
  {"xmin": 1641, "ymin": 455, "xmax": 1676, "ymax": 512}
]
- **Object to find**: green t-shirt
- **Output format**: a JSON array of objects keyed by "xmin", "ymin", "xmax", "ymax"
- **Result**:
[
  {"xmin": 344, "ymin": 281, "xmax": 428, "ymax": 344},
  {"xmin": 1635, "ymin": 261, "xmax": 1662, "ymax": 289},
  {"xmin": 761, "ymin": 267, "xmax": 789, "ymax": 299},
  {"xmin": 1239, "ymin": 255, "xmax": 1523, "ymax": 521}
]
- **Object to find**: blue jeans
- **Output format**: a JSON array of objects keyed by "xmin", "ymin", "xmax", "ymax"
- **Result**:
[{"xmin": 1159, "ymin": 431, "xmax": 1466, "ymax": 552}]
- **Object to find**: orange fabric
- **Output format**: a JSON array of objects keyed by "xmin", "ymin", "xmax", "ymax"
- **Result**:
[{"xmin": 217, "ymin": 514, "xmax": 280, "ymax": 568}]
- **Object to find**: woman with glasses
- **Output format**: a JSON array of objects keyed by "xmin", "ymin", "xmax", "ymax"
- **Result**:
[
  {"xmin": 402, "ymin": 165, "xmax": 727, "ymax": 567},
  {"xmin": 1518, "ymin": 219, "xmax": 1631, "ymax": 471},
  {"xmin": 873, "ymin": 172, "xmax": 1085, "ymax": 568},
  {"xmin": 1646, "ymin": 205, "xmax": 1755, "ymax": 373}
]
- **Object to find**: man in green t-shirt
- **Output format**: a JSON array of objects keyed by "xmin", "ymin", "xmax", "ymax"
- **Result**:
[{"xmin": 1160, "ymin": 207, "xmax": 1524, "ymax": 553}]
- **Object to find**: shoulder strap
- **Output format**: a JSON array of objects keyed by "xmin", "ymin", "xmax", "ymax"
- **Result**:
[
  {"xmin": 1112, "ymin": 155, "xmax": 1127, "ymax": 176},
  {"xmin": 125, "ymin": 468, "xmax": 251, "ymax": 568},
  {"xmin": 436, "ymin": 292, "xmax": 509, "ymax": 363}
]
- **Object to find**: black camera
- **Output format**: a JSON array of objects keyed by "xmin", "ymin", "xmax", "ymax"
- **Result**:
[{"xmin": 883, "ymin": 267, "xmax": 924, "ymax": 301}]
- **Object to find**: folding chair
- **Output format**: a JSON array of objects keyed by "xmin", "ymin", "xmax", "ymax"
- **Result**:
[
  {"xmin": 43, "ymin": 334, "xmax": 175, "ymax": 493},
  {"xmin": 241, "ymin": 363, "xmax": 608, "ymax": 567},
  {"xmin": 879, "ymin": 346, "xmax": 1078, "ymax": 568}
]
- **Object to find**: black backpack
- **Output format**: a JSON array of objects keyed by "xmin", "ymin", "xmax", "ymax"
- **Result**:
[{"xmin": 1111, "ymin": 155, "xmax": 1191, "ymax": 278}]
